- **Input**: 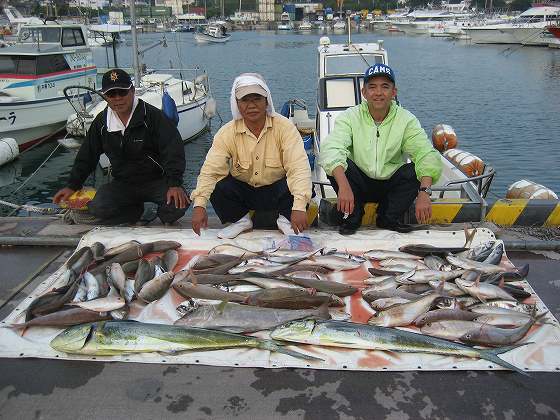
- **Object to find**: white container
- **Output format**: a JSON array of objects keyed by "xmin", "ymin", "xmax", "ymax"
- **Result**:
[
  {"xmin": 0, "ymin": 137, "xmax": 19, "ymax": 167},
  {"xmin": 506, "ymin": 180, "xmax": 558, "ymax": 200}
]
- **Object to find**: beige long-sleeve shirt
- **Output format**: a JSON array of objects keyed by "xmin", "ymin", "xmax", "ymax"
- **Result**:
[{"xmin": 190, "ymin": 113, "xmax": 312, "ymax": 211}]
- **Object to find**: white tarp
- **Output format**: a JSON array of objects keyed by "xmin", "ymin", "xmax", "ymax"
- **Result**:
[{"xmin": 1, "ymin": 226, "xmax": 560, "ymax": 373}]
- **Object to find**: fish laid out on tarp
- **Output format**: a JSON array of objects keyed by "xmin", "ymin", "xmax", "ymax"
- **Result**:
[
  {"xmin": 174, "ymin": 302, "xmax": 330, "ymax": 333},
  {"xmin": 399, "ymin": 244, "xmax": 468, "ymax": 257},
  {"xmin": 50, "ymin": 321, "xmax": 321, "ymax": 361},
  {"xmin": 9, "ymin": 307, "xmax": 112, "ymax": 331},
  {"xmin": 270, "ymin": 319, "xmax": 530, "ymax": 375}
]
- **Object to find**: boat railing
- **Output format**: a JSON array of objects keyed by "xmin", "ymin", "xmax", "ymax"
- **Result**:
[{"xmin": 439, "ymin": 167, "xmax": 495, "ymax": 199}]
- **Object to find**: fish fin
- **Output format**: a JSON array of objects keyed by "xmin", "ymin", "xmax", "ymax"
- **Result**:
[
  {"xmin": 217, "ymin": 300, "xmax": 228, "ymax": 314},
  {"xmin": 314, "ymin": 302, "xmax": 331, "ymax": 320},
  {"xmin": 260, "ymin": 339, "xmax": 324, "ymax": 361},
  {"xmin": 188, "ymin": 269, "xmax": 198, "ymax": 286},
  {"xmin": 478, "ymin": 342, "xmax": 533, "ymax": 376},
  {"xmin": 474, "ymin": 274, "xmax": 481, "ymax": 287},
  {"xmin": 498, "ymin": 275, "xmax": 505, "ymax": 289}
]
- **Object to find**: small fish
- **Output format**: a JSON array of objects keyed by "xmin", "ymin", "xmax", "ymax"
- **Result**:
[
  {"xmin": 379, "ymin": 258, "xmax": 427, "ymax": 270},
  {"xmin": 363, "ymin": 249, "xmax": 422, "ymax": 260},
  {"xmin": 162, "ymin": 249, "xmax": 179, "ymax": 272},
  {"xmin": 103, "ymin": 240, "xmax": 141, "ymax": 258},
  {"xmin": 368, "ymin": 293, "xmax": 442, "ymax": 327},
  {"xmin": 137, "ymin": 272, "xmax": 174, "ymax": 303},
  {"xmin": 420, "ymin": 320, "xmax": 483, "ymax": 341},
  {"xmin": 399, "ymin": 244, "xmax": 468, "ymax": 257},
  {"xmin": 468, "ymin": 301, "xmax": 537, "ymax": 316},
  {"xmin": 173, "ymin": 279, "xmax": 247, "ymax": 302},
  {"xmin": 150, "ymin": 240, "xmax": 182, "ymax": 252},
  {"xmin": 428, "ymin": 280, "xmax": 465, "ymax": 297},
  {"xmin": 134, "ymin": 259, "xmax": 155, "ymax": 294},
  {"xmin": 396, "ymin": 269, "xmax": 464, "ymax": 285},
  {"xmin": 369, "ymin": 297, "xmax": 411, "ymax": 311},
  {"xmin": 124, "ymin": 279, "xmax": 135, "ymax": 303},
  {"xmin": 91, "ymin": 242, "xmax": 106, "ymax": 262},
  {"xmin": 107, "ymin": 263, "xmax": 127, "ymax": 298},
  {"xmin": 10, "ymin": 307, "xmax": 111, "ymax": 331},
  {"xmin": 466, "ymin": 241, "xmax": 496, "ymax": 262},
  {"xmin": 67, "ymin": 294, "xmax": 125, "ymax": 312},
  {"xmin": 84, "ymin": 272, "xmax": 100, "ymax": 301},
  {"xmin": 455, "ymin": 278, "xmax": 516, "ymax": 302},
  {"xmin": 445, "ymin": 255, "xmax": 506, "ymax": 274},
  {"xmin": 295, "ymin": 255, "xmax": 362, "ymax": 271},
  {"xmin": 414, "ymin": 309, "xmax": 479, "ymax": 327}
]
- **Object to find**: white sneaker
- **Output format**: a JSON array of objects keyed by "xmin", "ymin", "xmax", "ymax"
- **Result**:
[
  {"xmin": 217, "ymin": 213, "xmax": 253, "ymax": 239},
  {"xmin": 277, "ymin": 214, "xmax": 297, "ymax": 236}
]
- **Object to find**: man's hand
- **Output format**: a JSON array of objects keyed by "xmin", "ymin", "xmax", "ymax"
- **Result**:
[
  {"xmin": 336, "ymin": 184, "xmax": 354, "ymax": 216},
  {"xmin": 291, "ymin": 210, "xmax": 308, "ymax": 234},
  {"xmin": 415, "ymin": 191, "xmax": 432, "ymax": 224},
  {"xmin": 53, "ymin": 187, "xmax": 75, "ymax": 205},
  {"xmin": 191, "ymin": 206, "xmax": 208, "ymax": 236},
  {"xmin": 167, "ymin": 186, "xmax": 190, "ymax": 209}
]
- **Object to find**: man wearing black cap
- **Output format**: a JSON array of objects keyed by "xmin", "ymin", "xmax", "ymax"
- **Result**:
[
  {"xmin": 53, "ymin": 68, "xmax": 190, "ymax": 225},
  {"xmin": 318, "ymin": 63, "xmax": 442, "ymax": 235}
]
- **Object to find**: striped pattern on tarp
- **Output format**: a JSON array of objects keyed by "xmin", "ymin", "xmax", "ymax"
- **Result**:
[{"xmin": 317, "ymin": 198, "xmax": 560, "ymax": 227}]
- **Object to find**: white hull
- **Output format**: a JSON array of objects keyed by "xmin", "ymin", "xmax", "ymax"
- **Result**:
[
  {"xmin": 194, "ymin": 33, "xmax": 230, "ymax": 43},
  {"xmin": 0, "ymin": 96, "xmax": 77, "ymax": 149},
  {"xmin": 512, "ymin": 27, "xmax": 556, "ymax": 46},
  {"xmin": 465, "ymin": 27, "xmax": 518, "ymax": 44}
]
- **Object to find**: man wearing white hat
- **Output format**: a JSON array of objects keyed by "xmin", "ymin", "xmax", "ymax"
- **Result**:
[{"xmin": 190, "ymin": 73, "xmax": 312, "ymax": 239}]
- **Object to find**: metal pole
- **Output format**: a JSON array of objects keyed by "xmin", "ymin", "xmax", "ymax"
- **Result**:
[{"xmin": 131, "ymin": 0, "xmax": 141, "ymax": 87}]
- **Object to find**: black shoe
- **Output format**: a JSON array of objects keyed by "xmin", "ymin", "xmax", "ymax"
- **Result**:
[
  {"xmin": 376, "ymin": 218, "xmax": 415, "ymax": 233},
  {"xmin": 338, "ymin": 204, "xmax": 364, "ymax": 235},
  {"xmin": 339, "ymin": 223, "xmax": 359, "ymax": 235}
]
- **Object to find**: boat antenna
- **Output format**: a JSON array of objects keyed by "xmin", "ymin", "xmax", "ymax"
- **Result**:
[{"xmin": 130, "ymin": 0, "xmax": 141, "ymax": 87}]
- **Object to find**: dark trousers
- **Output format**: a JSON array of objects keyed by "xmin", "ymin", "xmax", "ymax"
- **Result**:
[
  {"xmin": 210, "ymin": 175, "xmax": 293, "ymax": 224},
  {"xmin": 327, "ymin": 160, "xmax": 420, "ymax": 226},
  {"xmin": 88, "ymin": 178, "xmax": 187, "ymax": 225}
]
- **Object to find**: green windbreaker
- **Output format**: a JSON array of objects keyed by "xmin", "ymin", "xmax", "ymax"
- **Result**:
[{"xmin": 318, "ymin": 100, "xmax": 442, "ymax": 183}]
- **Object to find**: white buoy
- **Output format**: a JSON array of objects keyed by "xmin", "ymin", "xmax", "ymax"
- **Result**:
[{"xmin": 0, "ymin": 137, "xmax": 19, "ymax": 167}]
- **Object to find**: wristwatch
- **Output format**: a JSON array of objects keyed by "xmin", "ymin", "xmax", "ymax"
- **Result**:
[{"xmin": 419, "ymin": 186, "xmax": 432, "ymax": 195}]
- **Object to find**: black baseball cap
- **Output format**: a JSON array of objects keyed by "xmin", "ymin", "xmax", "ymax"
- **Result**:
[{"xmin": 101, "ymin": 68, "xmax": 133, "ymax": 93}]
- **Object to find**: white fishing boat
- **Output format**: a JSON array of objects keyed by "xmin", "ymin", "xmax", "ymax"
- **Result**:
[
  {"xmin": 277, "ymin": 13, "xmax": 294, "ymax": 30},
  {"xmin": 465, "ymin": 6, "xmax": 560, "ymax": 45},
  {"xmin": 0, "ymin": 22, "xmax": 96, "ymax": 150},
  {"xmin": 284, "ymin": 34, "xmax": 494, "ymax": 206},
  {"xmin": 65, "ymin": 8, "xmax": 215, "ymax": 143},
  {"xmin": 87, "ymin": 24, "xmax": 131, "ymax": 48},
  {"xmin": 393, "ymin": 10, "xmax": 470, "ymax": 35},
  {"xmin": 194, "ymin": 24, "xmax": 231, "ymax": 43},
  {"xmin": 332, "ymin": 19, "xmax": 347, "ymax": 33},
  {"xmin": 298, "ymin": 19, "xmax": 313, "ymax": 32}
]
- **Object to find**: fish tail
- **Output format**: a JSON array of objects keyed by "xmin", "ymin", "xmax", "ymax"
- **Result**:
[
  {"xmin": 313, "ymin": 302, "xmax": 331, "ymax": 320},
  {"xmin": 258, "ymin": 339, "xmax": 323, "ymax": 362},
  {"xmin": 478, "ymin": 342, "xmax": 533, "ymax": 376}
]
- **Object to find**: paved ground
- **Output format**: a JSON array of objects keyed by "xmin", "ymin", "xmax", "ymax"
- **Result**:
[{"xmin": 1, "ymin": 246, "xmax": 560, "ymax": 419}]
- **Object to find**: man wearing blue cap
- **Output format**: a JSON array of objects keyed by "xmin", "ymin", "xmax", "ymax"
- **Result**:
[{"xmin": 318, "ymin": 63, "xmax": 442, "ymax": 234}]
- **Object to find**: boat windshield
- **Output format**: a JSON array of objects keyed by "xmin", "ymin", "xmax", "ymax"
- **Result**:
[
  {"xmin": 18, "ymin": 27, "xmax": 61, "ymax": 44},
  {"xmin": 325, "ymin": 54, "xmax": 384, "ymax": 76}
]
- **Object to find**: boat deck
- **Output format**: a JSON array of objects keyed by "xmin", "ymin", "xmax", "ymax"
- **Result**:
[{"xmin": 1, "ymin": 217, "xmax": 560, "ymax": 418}]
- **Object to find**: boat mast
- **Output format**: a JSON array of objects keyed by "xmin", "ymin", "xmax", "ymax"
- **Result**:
[{"xmin": 130, "ymin": 0, "xmax": 141, "ymax": 87}]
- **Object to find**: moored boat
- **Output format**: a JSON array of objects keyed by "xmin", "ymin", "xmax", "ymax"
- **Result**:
[
  {"xmin": 0, "ymin": 22, "xmax": 96, "ymax": 150},
  {"xmin": 194, "ymin": 24, "xmax": 231, "ymax": 43}
]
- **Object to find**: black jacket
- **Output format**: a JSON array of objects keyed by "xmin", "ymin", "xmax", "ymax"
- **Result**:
[{"xmin": 67, "ymin": 99, "xmax": 185, "ymax": 190}]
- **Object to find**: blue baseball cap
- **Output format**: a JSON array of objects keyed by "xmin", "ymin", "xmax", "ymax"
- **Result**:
[{"xmin": 364, "ymin": 63, "xmax": 395, "ymax": 84}]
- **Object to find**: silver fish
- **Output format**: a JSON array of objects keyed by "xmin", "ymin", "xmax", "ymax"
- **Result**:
[
  {"xmin": 455, "ymin": 279, "xmax": 516, "ymax": 302},
  {"xmin": 137, "ymin": 272, "xmax": 175, "ymax": 303},
  {"xmin": 295, "ymin": 255, "xmax": 362, "ymax": 271},
  {"xmin": 428, "ymin": 280, "xmax": 465, "ymax": 297},
  {"xmin": 368, "ymin": 293, "xmax": 441, "ymax": 327},
  {"xmin": 467, "ymin": 300, "xmax": 536, "ymax": 314},
  {"xmin": 420, "ymin": 320, "xmax": 483, "ymax": 341},
  {"xmin": 162, "ymin": 249, "xmax": 179, "ymax": 272},
  {"xmin": 446, "ymin": 254, "xmax": 506, "ymax": 274},
  {"xmin": 363, "ymin": 249, "xmax": 422, "ymax": 260},
  {"xmin": 369, "ymin": 297, "xmax": 412, "ymax": 311},
  {"xmin": 396, "ymin": 269, "xmax": 464, "ymax": 285},
  {"xmin": 84, "ymin": 272, "xmax": 100, "ymax": 301},
  {"xmin": 380, "ymin": 258, "xmax": 428, "ymax": 270},
  {"xmin": 465, "ymin": 241, "xmax": 496, "ymax": 262},
  {"xmin": 423, "ymin": 255, "xmax": 448, "ymax": 271},
  {"xmin": 414, "ymin": 309, "xmax": 479, "ymax": 327}
]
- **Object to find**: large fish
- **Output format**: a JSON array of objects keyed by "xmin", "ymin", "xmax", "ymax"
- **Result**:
[
  {"xmin": 175, "ymin": 302, "xmax": 330, "ymax": 333},
  {"xmin": 396, "ymin": 269, "xmax": 464, "ymax": 285},
  {"xmin": 50, "ymin": 321, "xmax": 320, "ymax": 361},
  {"xmin": 137, "ymin": 272, "xmax": 174, "ymax": 303},
  {"xmin": 270, "ymin": 319, "xmax": 529, "ymax": 375}
]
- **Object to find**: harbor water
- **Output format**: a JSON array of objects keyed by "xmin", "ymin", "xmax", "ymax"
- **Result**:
[{"xmin": 1, "ymin": 30, "xmax": 559, "ymax": 215}]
